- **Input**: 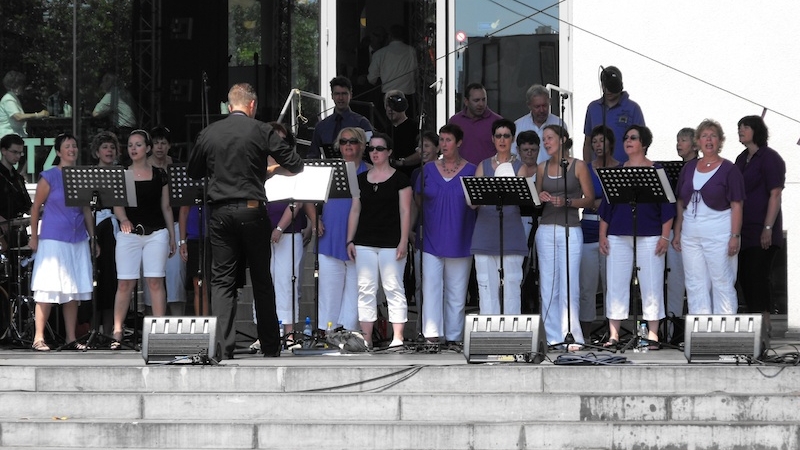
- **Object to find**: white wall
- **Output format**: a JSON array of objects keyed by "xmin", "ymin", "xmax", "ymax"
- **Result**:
[{"xmin": 568, "ymin": 0, "xmax": 800, "ymax": 332}]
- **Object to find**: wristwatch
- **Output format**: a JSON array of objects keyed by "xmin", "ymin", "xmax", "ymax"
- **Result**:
[
  {"xmin": 178, "ymin": 239, "xmax": 186, "ymax": 246},
  {"xmin": 764, "ymin": 225, "xmax": 772, "ymax": 230},
  {"xmin": 276, "ymin": 226, "xmax": 283, "ymax": 232}
]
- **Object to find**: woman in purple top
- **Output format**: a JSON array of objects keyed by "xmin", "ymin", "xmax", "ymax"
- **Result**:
[
  {"xmin": 598, "ymin": 125, "xmax": 674, "ymax": 349},
  {"xmin": 29, "ymin": 134, "xmax": 95, "ymax": 351},
  {"xmin": 672, "ymin": 119, "xmax": 745, "ymax": 315},
  {"xmin": 734, "ymin": 115, "xmax": 785, "ymax": 333},
  {"xmin": 414, "ymin": 124, "xmax": 476, "ymax": 344},
  {"xmin": 317, "ymin": 127, "xmax": 370, "ymax": 332}
]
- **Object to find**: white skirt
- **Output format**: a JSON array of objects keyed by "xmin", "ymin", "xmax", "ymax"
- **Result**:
[{"xmin": 32, "ymin": 239, "xmax": 93, "ymax": 304}]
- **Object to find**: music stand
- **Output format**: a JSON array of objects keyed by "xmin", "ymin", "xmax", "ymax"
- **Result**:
[
  {"xmin": 461, "ymin": 176, "xmax": 539, "ymax": 313},
  {"xmin": 59, "ymin": 166, "xmax": 131, "ymax": 351},
  {"xmin": 265, "ymin": 164, "xmax": 334, "ymax": 351},
  {"xmin": 321, "ymin": 144, "xmax": 342, "ymax": 160},
  {"xmin": 596, "ymin": 166, "xmax": 675, "ymax": 353}
]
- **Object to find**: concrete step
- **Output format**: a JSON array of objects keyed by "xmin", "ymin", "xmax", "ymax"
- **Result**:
[{"xmin": 1, "ymin": 420, "xmax": 798, "ymax": 449}]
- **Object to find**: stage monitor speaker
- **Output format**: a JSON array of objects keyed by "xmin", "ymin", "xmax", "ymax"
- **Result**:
[
  {"xmin": 684, "ymin": 314, "xmax": 768, "ymax": 363},
  {"xmin": 141, "ymin": 316, "xmax": 217, "ymax": 364},
  {"xmin": 463, "ymin": 314, "xmax": 546, "ymax": 364}
]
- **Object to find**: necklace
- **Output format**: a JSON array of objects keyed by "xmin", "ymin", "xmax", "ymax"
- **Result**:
[
  {"xmin": 492, "ymin": 153, "xmax": 516, "ymax": 165},
  {"xmin": 372, "ymin": 183, "xmax": 379, "ymax": 192},
  {"xmin": 704, "ymin": 158, "xmax": 719, "ymax": 167},
  {"xmin": 440, "ymin": 157, "xmax": 462, "ymax": 175}
]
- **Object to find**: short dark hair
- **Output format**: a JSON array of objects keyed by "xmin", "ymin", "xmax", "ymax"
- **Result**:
[
  {"xmin": 491, "ymin": 118, "xmax": 516, "ymax": 136},
  {"xmin": 463, "ymin": 82, "xmax": 485, "ymax": 99},
  {"xmin": 438, "ymin": 124, "xmax": 463, "ymax": 142},
  {"xmin": 737, "ymin": 115, "xmax": 769, "ymax": 147},
  {"xmin": 0, "ymin": 133, "xmax": 24, "ymax": 150},
  {"xmin": 516, "ymin": 131, "xmax": 540, "ymax": 147},
  {"xmin": 54, "ymin": 133, "xmax": 77, "ymax": 152},
  {"xmin": 370, "ymin": 131, "xmax": 393, "ymax": 150},
  {"xmin": 590, "ymin": 125, "xmax": 615, "ymax": 150},
  {"xmin": 421, "ymin": 130, "xmax": 440, "ymax": 147},
  {"xmin": 330, "ymin": 76, "xmax": 353, "ymax": 92},
  {"xmin": 150, "ymin": 125, "xmax": 171, "ymax": 142},
  {"xmin": 625, "ymin": 124, "xmax": 653, "ymax": 150},
  {"xmin": 90, "ymin": 131, "xmax": 119, "ymax": 157}
]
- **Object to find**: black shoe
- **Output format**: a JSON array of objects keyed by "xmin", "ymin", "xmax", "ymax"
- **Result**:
[{"xmin": 263, "ymin": 350, "xmax": 280, "ymax": 357}]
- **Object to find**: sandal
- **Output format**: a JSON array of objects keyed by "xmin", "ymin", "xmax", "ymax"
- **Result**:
[
  {"xmin": 603, "ymin": 338, "xmax": 619, "ymax": 349},
  {"xmin": 32, "ymin": 340, "xmax": 50, "ymax": 352},
  {"xmin": 110, "ymin": 332, "xmax": 123, "ymax": 350},
  {"xmin": 65, "ymin": 341, "xmax": 88, "ymax": 351}
]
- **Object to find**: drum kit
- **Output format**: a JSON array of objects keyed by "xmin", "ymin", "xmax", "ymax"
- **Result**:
[{"xmin": 0, "ymin": 216, "xmax": 46, "ymax": 347}]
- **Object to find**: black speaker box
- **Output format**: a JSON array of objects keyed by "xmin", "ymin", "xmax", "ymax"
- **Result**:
[
  {"xmin": 463, "ymin": 314, "xmax": 546, "ymax": 363},
  {"xmin": 141, "ymin": 316, "xmax": 217, "ymax": 364},
  {"xmin": 684, "ymin": 314, "xmax": 768, "ymax": 363}
]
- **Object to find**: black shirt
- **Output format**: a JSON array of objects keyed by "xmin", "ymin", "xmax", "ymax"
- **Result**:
[{"xmin": 0, "ymin": 162, "xmax": 32, "ymax": 220}]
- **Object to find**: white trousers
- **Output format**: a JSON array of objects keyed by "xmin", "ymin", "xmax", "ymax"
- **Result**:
[
  {"xmin": 271, "ymin": 233, "xmax": 303, "ymax": 325},
  {"xmin": 421, "ymin": 253, "xmax": 471, "ymax": 341},
  {"xmin": 318, "ymin": 253, "xmax": 359, "ymax": 330},
  {"xmin": 605, "ymin": 235, "xmax": 665, "ymax": 321},
  {"xmin": 681, "ymin": 225, "xmax": 738, "ymax": 314},
  {"xmin": 474, "ymin": 254, "xmax": 523, "ymax": 315},
  {"xmin": 578, "ymin": 241, "xmax": 606, "ymax": 322},
  {"xmin": 535, "ymin": 224, "xmax": 584, "ymax": 345},
  {"xmin": 355, "ymin": 245, "xmax": 408, "ymax": 323}
]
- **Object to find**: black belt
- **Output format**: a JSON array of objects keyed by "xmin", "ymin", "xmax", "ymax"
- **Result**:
[
  {"xmin": 215, "ymin": 199, "xmax": 264, "ymax": 209},
  {"xmin": 133, "ymin": 224, "xmax": 165, "ymax": 236}
]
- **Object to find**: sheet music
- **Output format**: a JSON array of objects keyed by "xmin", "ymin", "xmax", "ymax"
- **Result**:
[
  {"xmin": 123, "ymin": 170, "xmax": 138, "ymax": 207},
  {"xmin": 264, "ymin": 165, "xmax": 334, "ymax": 203}
]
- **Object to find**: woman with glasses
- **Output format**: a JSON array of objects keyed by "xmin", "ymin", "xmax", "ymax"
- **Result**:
[
  {"xmin": 347, "ymin": 132, "xmax": 411, "ymax": 348},
  {"xmin": 598, "ymin": 125, "xmax": 674, "ymax": 349},
  {"xmin": 471, "ymin": 119, "xmax": 527, "ymax": 315},
  {"xmin": 110, "ymin": 130, "xmax": 175, "ymax": 349},
  {"xmin": 29, "ymin": 133, "xmax": 94, "ymax": 351},
  {"xmin": 317, "ymin": 127, "xmax": 370, "ymax": 333},
  {"xmin": 672, "ymin": 119, "xmax": 744, "ymax": 316},
  {"xmin": 414, "ymin": 124, "xmax": 476, "ymax": 345},
  {"xmin": 536, "ymin": 124, "xmax": 594, "ymax": 350},
  {"xmin": 578, "ymin": 126, "xmax": 618, "ymax": 340}
]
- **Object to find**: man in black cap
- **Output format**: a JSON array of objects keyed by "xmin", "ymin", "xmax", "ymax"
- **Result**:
[
  {"xmin": 383, "ymin": 90, "xmax": 421, "ymax": 178},
  {"xmin": 581, "ymin": 66, "xmax": 646, "ymax": 163}
]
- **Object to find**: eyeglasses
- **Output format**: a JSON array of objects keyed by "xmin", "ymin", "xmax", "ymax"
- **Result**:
[
  {"xmin": 519, "ymin": 146, "xmax": 538, "ymax": 153},
  {"xmin": 339, "ymin": 138, "xmax": 360, "ymax": 146},
  {"xmin": 494, "ymin": 133, "xmax": 512, "ymax": 139},
  {"xmin": 623, "ymin": 135, "xmax": 640, "ymax": 141},
  {"xmin": 367, "ymin": 145, "xmax": 389, "ymax": 152}
]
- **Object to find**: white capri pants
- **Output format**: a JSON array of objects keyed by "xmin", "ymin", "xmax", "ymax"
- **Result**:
[
  {"xmin": 681, "ymin": 213, "xmax": 738, "ymax": 314},
  {"xmin": 475, "ymin": 254, "xmax": 523, "ymax": 315},
  {"xmin": 318, "ymin": 253, "xmax": 359, "ymax": 331},
  {"xmin": 271, "ymin": 232, "xmax": 304, "ymax": 326},
  {"xmin": 355, "ymin": 245, "xmax": 408, "ymax": 323},
  {"xmin": 605, "ymin": 235, "xmax": 665, "ymax": 322},
  {"xmin": 535, "ymin": 224, "xmax": 584, "ymax": 345},
  {"xmin": 115, "ymin": 228, "xmax": 169, "ymax": 279},
  {"xmin": 421, "ymin": 253, "xmax": 471, "ymax": 342}
]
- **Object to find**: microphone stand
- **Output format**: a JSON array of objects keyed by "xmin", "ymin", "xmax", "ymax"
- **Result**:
[{"xmin": 198, "ymin": 71, "xmax": 211, "ymax": 316}]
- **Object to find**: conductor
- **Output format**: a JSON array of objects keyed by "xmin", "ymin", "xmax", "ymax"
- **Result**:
[{"xmin": 187, "ymin": 83, "xmax": 304, "ymax": 359}]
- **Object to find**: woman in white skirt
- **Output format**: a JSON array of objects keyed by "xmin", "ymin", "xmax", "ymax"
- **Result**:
[{"xmin": 29, "ymin": 133, "xmax": 95, "ymax": 351}]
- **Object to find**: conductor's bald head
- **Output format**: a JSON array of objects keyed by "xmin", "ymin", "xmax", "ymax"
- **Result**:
[{"xmin": 228, "ymin": 83, "xmax": 258, "ymax": 117}]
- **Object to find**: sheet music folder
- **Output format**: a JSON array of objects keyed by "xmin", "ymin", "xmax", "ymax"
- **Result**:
[
  {"xmin": 596, "ymin": 166, "xmax": 676, "ymax": 205},
  {"xmin": 264, "ymin": 165, "xmax": 335, "ymax": 203}
]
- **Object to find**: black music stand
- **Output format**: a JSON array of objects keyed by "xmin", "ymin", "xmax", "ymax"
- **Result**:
[
  {"xmin": 320, "ymin": 144, "xmax": 342, "ymax": 160},
  {"xmin": 167, "ymin": 164, "xmax": 209, "ymax": 315},
  {"xmin": 461, "ymin": 176, "xmax": 539, "ymax": 313},
  {"xmin": 59, "ymin": 166, "xmax": 131, "ymax": 351},
  {"xmin": 596, "ymin": 166, "xmax": 675, "ymax": 353},
  {"xmin": 264, "ymin": 163, "xmax": 334, "ymax": 352}
]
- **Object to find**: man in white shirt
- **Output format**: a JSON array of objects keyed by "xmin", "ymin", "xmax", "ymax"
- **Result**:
[
  {"xmin": 368, "ymin": 25, "xmax": 418, "ymax": 119},
  {"xmin": 512, "ymin": 84, "xmax": 567, "ymax": 164}
]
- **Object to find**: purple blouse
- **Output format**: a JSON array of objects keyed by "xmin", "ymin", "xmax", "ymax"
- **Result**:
[
  {"xmin": 676, "ymin": 158, "xmax": 745, "ymax": 212},
  {"xmin": 414, "ymin": 161, "xmax": 477, "ymax": 258},
  {"xmin": 267, "ymin": 201, "xmax": 307, "ymax": 234},
  {"xmin": 38, "ymin": 168, "xmax": 88, "ymax": 243},
  {"xmin": 599, "ymin": 163, "xmax": 676, "ymax": 236},
  {"xmin": 734, "ymin": 146, "xmax": 785, "ymax": 249}
]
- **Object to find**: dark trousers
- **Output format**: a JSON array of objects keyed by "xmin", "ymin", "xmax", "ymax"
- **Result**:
[
  {"xmin": 209, "ymin": 202, "xmax": 279, "ymax": 358},
  {"xmin": 738, "ymin": 245, "xmax": 779, "ymax": 313}
]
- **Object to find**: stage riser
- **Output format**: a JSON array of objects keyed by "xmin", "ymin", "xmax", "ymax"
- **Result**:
[
  {"xmin": 0, "ymin": 422, "xmax": 797, "ymax": 449},
  {"xmin": 3, "ymin": 365, "xmax": 800, "ymax": 395},
  {"xmin": 2, "ymin": 392, "xmax": 800, "ymax": 423}
]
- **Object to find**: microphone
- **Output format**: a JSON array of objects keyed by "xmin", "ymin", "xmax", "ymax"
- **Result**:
[{"xmin": 545, "ymin": 84, "xmax": 573, "ymax": 99}]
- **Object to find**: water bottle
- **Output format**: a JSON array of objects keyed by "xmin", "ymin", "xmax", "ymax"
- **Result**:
[
  {"xmin": 63, "ymin": 102, "xmax": 72, "ymax": 118},
  {"xmin": 278, "ymin": 320, "xmax": 284, "ymax": 339},
  {"xmin": 325, "ymin": 321, "xmax": 333, "ymax": 348},
  {"xmin": 303, "ymin": 317, "xmax": 313, "ymax": 337},
  {"xmin": 638, "ymin": 322, "xmax": 649, "ymax": 353}
]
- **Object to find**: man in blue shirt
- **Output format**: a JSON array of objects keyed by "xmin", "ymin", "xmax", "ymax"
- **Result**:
[
  {"xmin": 308, "ymin": 76, "xmax": 373, "ymax": 159},
  {"xmin": 581, "ymin": 66, "xmax": 645, "ymax": 163}
]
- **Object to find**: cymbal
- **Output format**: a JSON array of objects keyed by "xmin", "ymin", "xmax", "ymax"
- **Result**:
[{"xmin": 0, "ymin": 217, "xmax": 30, "ymax": 228}]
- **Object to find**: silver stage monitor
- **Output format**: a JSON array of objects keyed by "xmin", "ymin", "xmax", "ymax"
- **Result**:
[
  {"xmin": 463, "ymin": 314, "xmax": 546, "ymax": 364},
  {"xmin": 684, "ymin": 314, "xmax": 768, "ymax": 363},
  {"xmin": 141, "ymin": 316, "xmax": 217, "ymax": 364}
]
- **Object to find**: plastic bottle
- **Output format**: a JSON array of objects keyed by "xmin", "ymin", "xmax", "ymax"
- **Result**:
[
  {"xmin": 63, "ymin": 102, "xmax": 72, "ymax": 118},
  {"xmin": 303, "ymin": 317, "xmax": 313, "ymax": 337},
  {"xmin": 278, "ymin": 320, "xmax": 284, "ymax": 339},
  {"xmin": 326, "ymin": 321, "xmax": 333, "ymax": 335},
  {"xmin": 638, "ymin": 322, "xmax": 649, "ymax": 353}
]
